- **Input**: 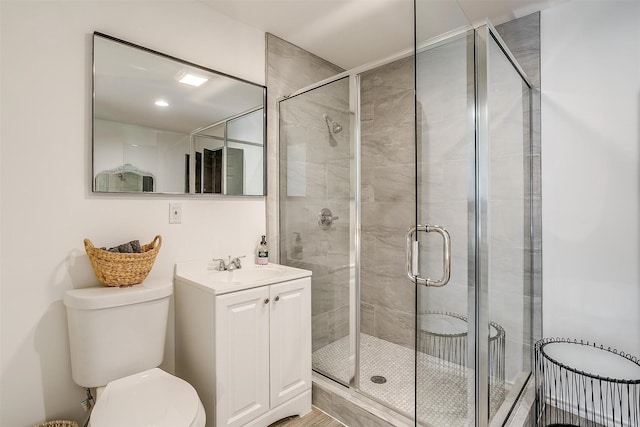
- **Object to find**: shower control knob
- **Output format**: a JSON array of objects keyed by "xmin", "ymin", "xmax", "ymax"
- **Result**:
[{"xmin": 318, "ymin": 208, "xmax": 339, "ymax": 230}]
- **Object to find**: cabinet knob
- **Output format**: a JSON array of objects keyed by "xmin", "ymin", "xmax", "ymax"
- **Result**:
[
  {"xmin": 264, "ymin": 298, "xmax": 269, "ymax": 304},
  {"xmin": 275, "ymin": 296, "xmax": 280, "ymax": 302}
]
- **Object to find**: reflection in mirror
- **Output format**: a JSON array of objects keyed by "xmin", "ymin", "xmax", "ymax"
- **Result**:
[
  {"xmin": 95, "ymin": 163, "xmax": 155, "ymax": 192},
  {"xmin": 191, "ymin": 108, "xmax": 264, "ymax": 195},
  {"xmin": 92, "ymin": 32, "xmax": 266, "ymax": 195}
]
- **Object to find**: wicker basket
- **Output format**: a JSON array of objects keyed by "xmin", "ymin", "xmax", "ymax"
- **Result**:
[
  {"xmin": 84, "ymin": 235, "xmax": 161, "ymax": 287},
  {"xmin": 34, "ymin": 421, "xmax": 79, "ymax": 427}
]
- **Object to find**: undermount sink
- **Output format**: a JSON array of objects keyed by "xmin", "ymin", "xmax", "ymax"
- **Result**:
[
  {"xmin": 207, "ymin": 266, "xmax": 286, "ymax": 284},
  {"xmin": 174, "ymin": 260, "xmax": 312, "ymax": 295}
]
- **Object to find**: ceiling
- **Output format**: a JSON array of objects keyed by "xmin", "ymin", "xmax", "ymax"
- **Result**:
[{"xmin": 199, "ymin": 0, "xmax": 568, "ymax": 70}]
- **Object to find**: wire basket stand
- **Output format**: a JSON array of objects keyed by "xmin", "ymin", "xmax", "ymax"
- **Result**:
[
  {"xmin": 535, "ymin": 338, "xmax": 640, "ymax": 426},
  {"xmin": 418, "ymin": 311, "xmax": 506, "ymax": 416}
]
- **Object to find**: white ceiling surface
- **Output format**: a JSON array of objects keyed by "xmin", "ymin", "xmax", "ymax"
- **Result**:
[{"xmin": 200, "ymin": 0, "xmax": 568, "ymax": 70}]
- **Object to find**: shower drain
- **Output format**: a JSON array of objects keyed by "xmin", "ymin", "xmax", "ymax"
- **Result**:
[{"xmin": 370, "ymin": 375, "xmax": 387, "ymax": 384}]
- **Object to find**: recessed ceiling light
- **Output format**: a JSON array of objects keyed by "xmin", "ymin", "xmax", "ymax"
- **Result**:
[
  {"xmin": 155, "ymin": 100, "xmax": 169, "ymax": 107},
  {"xmin": 178, "ymin": 73, "xmax": 208, "ymax": 87}
]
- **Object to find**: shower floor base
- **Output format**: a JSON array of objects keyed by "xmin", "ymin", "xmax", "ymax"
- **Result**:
[{"xmin": 313, "ymin": 333, "xmax": 506, "ymax": 426}]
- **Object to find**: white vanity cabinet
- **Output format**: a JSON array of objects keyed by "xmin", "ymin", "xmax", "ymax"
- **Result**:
[{"xmin": 174, "ymin": 262, "xmax": 312, "ymax": 427}]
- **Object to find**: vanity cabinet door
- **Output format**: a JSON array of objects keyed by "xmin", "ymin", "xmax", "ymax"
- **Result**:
[
  {"xmin": 215, "ymin": 286, "xmax": 270, "ymax": 427},
  {"xmin": 269, "ymin": 278, "xmax": 311, "ymax": 408}
]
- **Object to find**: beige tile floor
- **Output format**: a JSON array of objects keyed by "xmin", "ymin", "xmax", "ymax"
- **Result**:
[{"xmin": 269, "ymin": 406, "xmax": 345, "ymax": 426}]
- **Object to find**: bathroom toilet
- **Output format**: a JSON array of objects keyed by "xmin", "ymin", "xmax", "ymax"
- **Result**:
[
  {"xmin": 89, "ymin": 368, "xmax": 205, "ymax": 427},
  {"xmin": 64, "ymin": 278, "xmax": 205, "ymax": 427}
]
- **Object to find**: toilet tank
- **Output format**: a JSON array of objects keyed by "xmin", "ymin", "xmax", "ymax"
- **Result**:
[{"xmin": 64, "ymin": 278, "xmax": 173, "ymax": 388}]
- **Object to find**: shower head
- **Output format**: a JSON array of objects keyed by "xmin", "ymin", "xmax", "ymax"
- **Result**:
[{"xmin": 323, "ymin": 114, "xmax": 343, "ymax": 134}]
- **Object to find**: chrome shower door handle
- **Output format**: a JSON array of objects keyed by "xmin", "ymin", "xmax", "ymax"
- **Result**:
[{"xmin": 406, "ymin": 224, "xmax": 451, "ymax": 287}]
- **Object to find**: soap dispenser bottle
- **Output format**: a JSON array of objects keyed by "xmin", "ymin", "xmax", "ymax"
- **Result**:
[
  {"xmin": 257, "ymin": 235, "xmax": 269, "ymax": 265},
  {"xmin": 292, "ymin": 232, "xmax": 303, "ymax": 260}
]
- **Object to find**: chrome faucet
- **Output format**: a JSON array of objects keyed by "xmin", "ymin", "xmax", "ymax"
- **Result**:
[
  {"xmin": 211, "ymin": 258, "xmax": 226, "ymax": 271},
  {"xmin": 211, "ymin": 255, "xmax": 246, "ymax": 271},
  {"xmin": 227, "ymin": 255, "xmax": 245, "ymax": 270}
]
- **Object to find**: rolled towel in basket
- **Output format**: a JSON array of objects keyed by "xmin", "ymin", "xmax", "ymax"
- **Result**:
[{"xmin": 101, "ymin": 240, "xmax": 142, "ymax": 253}]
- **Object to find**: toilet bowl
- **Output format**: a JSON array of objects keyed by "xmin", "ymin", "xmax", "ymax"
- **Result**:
[
  {"xmin": 64, "ymin": 278, "xmax": 205, "ymax": 427},
  {"xmin": 89, "ymin": 368, "xmax": 205, "ymax": 427}
]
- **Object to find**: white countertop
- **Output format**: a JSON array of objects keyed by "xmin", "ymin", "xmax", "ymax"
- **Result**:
[{"xmin": 174, "ymin": 260, "xmax": 312, "ymax": 295}]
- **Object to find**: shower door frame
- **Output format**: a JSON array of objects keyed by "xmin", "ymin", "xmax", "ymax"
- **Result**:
[
  {"xmin": 276, "ymin": 19, "xmax": 535, "ymax": 425},
  {"xmin": 473, "ymin": 22, "xmax": 534, "ymax": 426}
]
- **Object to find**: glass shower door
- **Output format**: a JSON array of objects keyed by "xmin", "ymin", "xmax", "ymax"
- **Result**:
[
  {"xmin": 278, "ymin": 77, "xmax": 353, "ymax": 386},
  {"xmin": 482, "ymin": 26, "xmax": 533, "ymax": 424},
  {"xmin": 414, "ymin": 29, "xmax": 477, "ymax": 426},
  {"xmin": 413, "ymin": 0, "xmax": 477, "ymax": 423},
  {"xmin": 413, "ymin": 18, "xmax": 534, "ymax": 426}
]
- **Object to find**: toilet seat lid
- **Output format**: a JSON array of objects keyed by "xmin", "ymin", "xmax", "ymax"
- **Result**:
[{"xmin": 91, "ymin": 368, "xmax": 199, "ymax": 427}]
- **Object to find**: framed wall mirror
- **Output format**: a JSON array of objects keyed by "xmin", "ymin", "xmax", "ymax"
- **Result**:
[{"xmin": 92, "ymin": 32, "xmax": 266, "ymax": 195}]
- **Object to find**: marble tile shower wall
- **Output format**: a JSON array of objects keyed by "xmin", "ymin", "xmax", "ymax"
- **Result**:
[
  {"xmin": 279, "ymin": 77, "xmax": 352, "ymax": 353},
  {"xmin": 360, "ymin": 57, "xmax": 417, "ymax": 349}
]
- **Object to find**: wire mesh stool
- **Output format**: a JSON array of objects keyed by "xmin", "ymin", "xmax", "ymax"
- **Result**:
[
  {"xmin": 535, "ymin": 338, "xmax": 640, "ymax": 426},
  {"xmin": 417, "ymin": 312, "xmax": 506, "ymax": 414}
]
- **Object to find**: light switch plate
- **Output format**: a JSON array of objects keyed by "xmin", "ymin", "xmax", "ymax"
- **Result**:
[{"xmin": 169, "ymin": 202, "xmax": 182, "ymax": 224}]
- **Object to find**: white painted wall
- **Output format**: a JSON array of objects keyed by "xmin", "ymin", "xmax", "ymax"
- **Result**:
[
  {"xmin": 0, "ymin": 2, "xmax": 265, "ymax": 426},
  {"xmin": 541, "ymin": 1, "xmax": 640, "ymax": 357}
]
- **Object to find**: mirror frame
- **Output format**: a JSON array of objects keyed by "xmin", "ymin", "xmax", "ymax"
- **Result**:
[{"xmin": 92, "ymin": 32, "xmax": 267, "ymax": 196}]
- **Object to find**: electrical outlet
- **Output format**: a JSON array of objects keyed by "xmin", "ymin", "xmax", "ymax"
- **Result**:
[{"xmin": 169, "ymin": 202, "xmax": 182, "ymax": 224}]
